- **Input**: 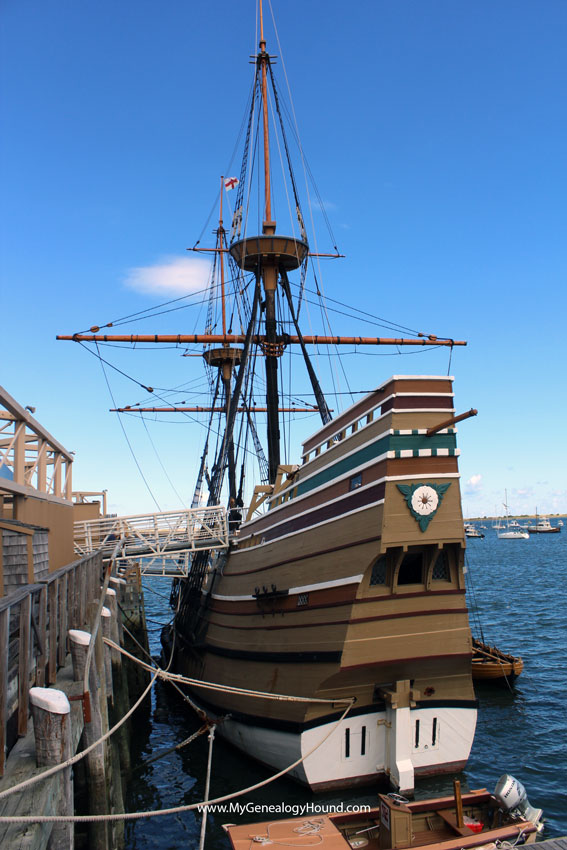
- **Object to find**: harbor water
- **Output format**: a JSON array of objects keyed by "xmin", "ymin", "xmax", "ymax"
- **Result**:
[{"xmin": 123, "ymin": 528, "xmax": 567, "ymax": 848}]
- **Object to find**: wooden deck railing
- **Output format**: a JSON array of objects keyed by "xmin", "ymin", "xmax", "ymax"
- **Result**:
[{"xmin": 0, "ymin": 551, "xmax": 103, "ymax": 777}]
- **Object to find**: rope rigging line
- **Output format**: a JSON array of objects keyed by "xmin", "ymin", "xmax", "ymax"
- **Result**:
[
  {"xmin": 266, "ymin": 0, "xmax": 339, "ymax": 257},
  {"xmin": 192, "ymin": 77, "xmax": 256, "ymax": 250},
  {"xmin": 140, "ymin": 415, "xmax": 187, "ymax": 508},
  {"xmin": 287, "ymin": 280, "xmax": 426, "ymax": 337},
  {"xmin": 94, "ymin": 342, "xmax": 163, "ymax": 512}
]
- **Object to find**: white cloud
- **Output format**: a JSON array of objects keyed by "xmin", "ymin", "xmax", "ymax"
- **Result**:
[
  {"xmin": 467, "ymin": 474, "xmax": 482, "ymax": 489},
  {"xmin": 125, "ymin": 255, "xmax": 210, "ymax": 296},
  {"xmin": 312, "ymin": 199, "xmax": 338, "ymax": 213}
]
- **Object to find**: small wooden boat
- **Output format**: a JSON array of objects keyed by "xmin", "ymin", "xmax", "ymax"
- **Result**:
[
  {"xmin": 225, "ymin": 777, "xmax": 542, "ymax": 850},
  {"xmin": 471, "ymin": 639, "xmax": 523, "ymax": 682}
]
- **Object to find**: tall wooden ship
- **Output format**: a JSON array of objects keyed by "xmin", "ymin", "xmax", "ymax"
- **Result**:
[{"xmin": 60, "ymin": 3, "xmax": 477, "ymax": 793}]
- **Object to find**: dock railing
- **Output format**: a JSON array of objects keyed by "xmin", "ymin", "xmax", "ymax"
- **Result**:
[
  {"xmin": 74, "ymin": 506, "xmax": 229, "ymax": 563},
  {"xmin": 0, "ymin": 551, "xmax": 102, "ymax": 777}
]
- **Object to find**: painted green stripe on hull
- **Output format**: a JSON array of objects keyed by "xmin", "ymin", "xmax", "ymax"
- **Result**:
[{"xmin": 294, "ymin": 432, "xmax": 457, "ymax": 500}]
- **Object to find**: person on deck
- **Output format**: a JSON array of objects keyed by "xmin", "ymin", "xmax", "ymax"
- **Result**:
[{"xmin": 228, "ymin": 496, "xmax": 242, "ymax": 535}]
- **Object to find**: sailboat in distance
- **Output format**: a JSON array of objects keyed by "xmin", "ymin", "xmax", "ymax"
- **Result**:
[
  {"xmin": 59, "ymin": 2, "xmax": 478, "ymax": 794},
  {"xmin": 498, "ymin": 491, "xmax": 529, "ymax": 539}
]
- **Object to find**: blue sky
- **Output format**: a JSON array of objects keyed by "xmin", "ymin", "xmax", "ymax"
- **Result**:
[{"xmin": 2, "ymin": 0, "xmax": 566, "ymax": 518}]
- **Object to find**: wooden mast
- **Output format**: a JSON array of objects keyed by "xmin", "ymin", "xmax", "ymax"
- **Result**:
[
  {"xmin": 257, "ymin": 0, "xmax": 281, "ymax": 483},
  {"xmin": 201, "ymin": 177, "xmax": 242, "ymax": 499}
]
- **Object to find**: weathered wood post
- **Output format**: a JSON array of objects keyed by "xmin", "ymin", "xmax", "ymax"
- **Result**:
[
  {"xmin": 68, "ymin": 629, "xmax": 109, "ymax": 850},
  {"xmin": 29, "ymin": 686, "xmax": 73, "ymax": 850},
  {"xmin": 101, "ymin": 588, "xmax": 126, "ymax": 849},
  {"xmin": 104, "ymin": 587, "xmax": 131, "ymax": 774},
  {"xmin": 100, "ymin": 607, "xmax": 113, "ymax": 700}
]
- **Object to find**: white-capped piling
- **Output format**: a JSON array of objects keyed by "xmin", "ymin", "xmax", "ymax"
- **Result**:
[
  {"xmin": 29, "ymin": 686, "xmax": 73, "ymax": 850},
  {"xmin": 100, "ymin": 606, "xmax": 113, "ymax": 698},
  {"xmin": 68, "ymin": 628, "xmax": 109, "ymax": 850},
  {"xmin": 103, "ymin": 586, "xmax": 130, "ymax": 773}
]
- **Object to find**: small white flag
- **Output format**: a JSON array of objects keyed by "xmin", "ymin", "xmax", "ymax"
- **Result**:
[{"xmin": 224, "ymin": 176, "xmax": 239, "ymax": 191}]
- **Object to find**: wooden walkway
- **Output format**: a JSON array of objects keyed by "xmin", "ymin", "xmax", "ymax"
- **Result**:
[{"xmin": 536, "ymin": 839, "xmax": 567, "ymax": 850}]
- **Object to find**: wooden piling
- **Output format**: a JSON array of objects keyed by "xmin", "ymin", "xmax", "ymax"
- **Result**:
[
  {"xmin": 68, "ymin": 629, "xmax": 109, "ymax": 850},
  {"xmin": 29, "ymin": 687, "xmax": 73, "ymax": 850},
  {"xmin": 100, "ymin": 607, "xmax": 113, "ymax": 700}
]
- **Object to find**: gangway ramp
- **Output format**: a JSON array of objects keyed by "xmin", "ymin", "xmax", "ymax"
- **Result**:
[{"xmin": 74, "ymin": 506, "xmax": 228, "ymax": 576}]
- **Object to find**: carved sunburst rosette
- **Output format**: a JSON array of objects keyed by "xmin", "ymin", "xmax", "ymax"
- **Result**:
[{"xmin": 397, "ymin": 482, "xmax": 451, "ymax": 531}]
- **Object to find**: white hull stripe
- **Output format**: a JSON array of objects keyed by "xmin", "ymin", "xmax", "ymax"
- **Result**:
[{"xmin": 211, "ymin": 573, "xmax": 364, "ymax": 601}]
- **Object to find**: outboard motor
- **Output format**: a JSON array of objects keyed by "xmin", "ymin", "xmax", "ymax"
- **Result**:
[{"xmin": 493, "ymin": 775, "xmax": 543, "ymax": 827}]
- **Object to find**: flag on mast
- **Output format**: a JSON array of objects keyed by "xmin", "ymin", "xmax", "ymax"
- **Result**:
[{"xmin": 224, "ymin": 176, "xmax": 239, "ymax": 191}]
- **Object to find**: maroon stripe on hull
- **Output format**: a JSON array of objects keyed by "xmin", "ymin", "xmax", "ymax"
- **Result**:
[
  {"xmin": 310, "ymin": 759, "xmax": 468, "ymax": 791},
  {"xmin": 301, "ymin": 378, "xmax": 454, "ymax": 453},
  {"xmin": 207, "ymin": 607, "xmax": 470, "ymax": 630},
  {"xmin": 357, "ymin": 589, "xmax": 465, "ymax": 604},
  {"xmin": 260, "ymin": 481, "xmax": 385, "ymax": 543},
  {"xmin": 244, "ymin": 457, "xmax": 388, "ymax": 537},
  {"xmin": 381, "ymin": 395, "xmax": 454, "ymax": 413}
]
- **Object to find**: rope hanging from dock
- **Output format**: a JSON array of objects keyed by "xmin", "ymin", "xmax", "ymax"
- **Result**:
[{"xmin": 0, "ymin": 701, "xmax": 354, "ymax": 825}]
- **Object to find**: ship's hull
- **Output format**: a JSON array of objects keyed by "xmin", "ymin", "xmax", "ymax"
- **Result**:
[
  {"xmin": 183, "ymin": 696, "xmax": 476, "ymax": 791},
  {"xmin": 172, "ymin": 376, "xmax": 477, "ymax": 792}
]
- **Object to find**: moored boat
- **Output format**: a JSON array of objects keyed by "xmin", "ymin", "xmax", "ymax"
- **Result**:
[
  {"xmin": 527, "ymin": 517, "xmax": 560, "ymax": 533},
  {"xmin": 471, "ymin": 638, "xmax": 523, "ymax": 682},
  {"xmin": 497, "ymin": 492, "xmax": 529, "ymax": 539},
  {"xmin": 224, "ymin": 775, "xmax": 542, "ymax": 850}
]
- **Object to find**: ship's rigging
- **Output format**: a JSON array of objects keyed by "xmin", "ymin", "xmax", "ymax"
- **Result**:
[{"xmin": 58, "ymin": 10, "xmax": 465, "ymax": 512}]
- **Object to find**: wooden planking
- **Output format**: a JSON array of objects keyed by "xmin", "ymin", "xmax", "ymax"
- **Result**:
[
  {"xmin": 0, "ymin": 609, "xmax": 8, "ymax": 776},
  {"xmin": 57, "ymin": 574, "xmax": 68, "ymax": 667},
  {"xmin": 0, "ymin": 552, "xmax": 102, "ymax": 765},
  {"xmin": 47, "ymin": 579, "xmax": 58, "ymax": 684},
  {"xmin": 35, "ymin": 585, "xmax": 47, "ymax": 687},
  {"xmin": 17, "ymin": 595, "xmax": 31, "ymax": 736}
]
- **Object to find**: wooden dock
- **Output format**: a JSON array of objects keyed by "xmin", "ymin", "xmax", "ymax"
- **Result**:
[
  {"xmin": 0, "ymin": 546, "xmax": 150, "ymax": 850},
  {"xmin": 534, "ymin": 839, "xmax": 567, "ymax": 850}
]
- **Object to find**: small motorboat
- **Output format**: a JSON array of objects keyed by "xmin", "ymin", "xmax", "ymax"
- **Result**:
[
  {"xmin": 527, "ymin": 517, "xmax": 560, "ymax": 533},
  {"xmin": 224, "ymin": 776, "xmax": 542, "ymax": 850},
  {"xmin": 472, "ymin": 638, "xmax": 523, "ymax": 682},
  {"xmin": 464, "ymin": 523, "xmax": 484, "ymax": 538}
]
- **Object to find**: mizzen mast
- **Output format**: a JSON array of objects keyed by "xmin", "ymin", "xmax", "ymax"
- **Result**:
[{"xmin": 202, "ymin": 176, "xmax": 243, "ymax": 500}]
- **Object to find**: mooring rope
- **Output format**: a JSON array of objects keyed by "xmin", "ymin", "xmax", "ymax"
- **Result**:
[
  {"xmin": 0, "ymin": 669, "xmax": 159, "ymax": 803},
  {"xmin": 103, "ymin": 637, "xmax": 353, "ymax": 704},
  {"xmin": 0, "ymin": 700, "xmax": 355, "ymax": 824}
]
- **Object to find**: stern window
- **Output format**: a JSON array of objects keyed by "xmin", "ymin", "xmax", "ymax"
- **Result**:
[
  {"xmin": 432, "ymin": 551, "xmax": 450, "ymax": 581},
  {"xmin": 397, "ymin": 552, "xmax": 423, "ymax": 585},
  {"xmin": 370, "ymin": 555, "xmax": 387, "ymax": 586}
]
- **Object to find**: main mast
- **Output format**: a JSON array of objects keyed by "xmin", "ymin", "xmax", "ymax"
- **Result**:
[
  {"xmin": 56, "ymin": 0, "xmax": 467, "ymax": 498},
  {"xmin": 258, "ymin": 6, "xmax": 281, "ymax": 483},
  {"xmin": 227, "ymin": 4, "xmax": 307, "ymax": 483}
]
